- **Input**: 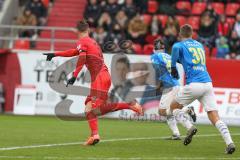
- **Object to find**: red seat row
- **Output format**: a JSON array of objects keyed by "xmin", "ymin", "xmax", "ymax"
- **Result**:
[
  {"xmin": 132, "ymin": 44, "xmax": 154, "ymax": 55},
  {"xmin": 132, "ymin": 43, "xmax": 219, "ymax": 57},
  {"xmin": 148, "ymin": 1, "xmax": 239, "ymax": 16},
  {"xmin": 14, "ymin": 40, "xmax": 219, "ymax": 58},
  {"xmin": 142, "ymin": 14, "xmax": 201, "ymax": 29},
  {"xmin": 142, "ymin": 14, "xmax": 237, "ymax": 30}
]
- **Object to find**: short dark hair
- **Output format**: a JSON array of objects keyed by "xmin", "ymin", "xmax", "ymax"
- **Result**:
[
  {"xmin": 116, "ymin": 57, "xmax": 130, "ymax": 69},
  {"xmin": 154, "ymin": 38, "xmax": 165, "ymax": 50},
  {"xmin": 76, "ymin": 19, "xmax": 89, "ymax": 32},
  {"xmin": 179, "ymin": 24, "xmax": 193, "ymax": 38}
]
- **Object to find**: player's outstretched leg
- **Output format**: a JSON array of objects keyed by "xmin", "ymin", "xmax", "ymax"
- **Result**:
[
  {"xmin": 183, "ymin": 125, "xmax": 198, "ymax": 145},
  {"xmin": 84, "ymin": 102, "xmax": 101, "ymax": 146},
  {"xmin": 208, "ymin": 111, "xmax": 235, "ymax": 154},
  {"xmin": 100, "ymin": 100, "xmax": 143, "ymax": 116},
  {"xmin": 188, "ymin": 106, "xmax": 197, "ymax": 122},
  {"xmin": 182, "ymin": 106, "xmax": 197, "ymax": 122},
  {"xmin": 83, "ymin": 100, "xmax": 143, "ymax": 146},
  {"xmin": 216, "ymin": 120, "xmax": 235, "ymax": 154},
  {"xmin": 172, "ymin": 105, "xmax": 197, "ymax": 145},
  {"xmin": 128, "ymin": 100, "xmax": 144, "ymax": 116},
  {"xmin": 159, "ymin": 108, "xmax": 181, "ymax": 140},
  {"xmin": 225, "ymin": 143, "xmax": 236, "ymax": 154},
  {"xmin": 165, "ymin": 106, "xmax": 197, "ymax": 140},
  {"xmin": 166, "ymin": 115, "xmax": 181, "ymax": 140},
  {"xmin": 84, "ymin": 133, "xmax": 100, "ymax": 146}
]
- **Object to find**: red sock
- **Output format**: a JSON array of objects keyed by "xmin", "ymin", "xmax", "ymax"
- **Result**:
[
  {"xmin": 100, "ymin": 103, "xmax": 131, "ymax": 115},
  {"xmin": 86, "ymin": 102, "xmax": 131, "ymax": 135},
  {"xmin": 113, "ymin": 103, "xmax": 131, "ymax": 110},
  {"xmin": 86, "ymin": 112, "xmax": 98, "ymax": 136},
  {"xmin": 87, "ymin": 118, "xmax": 98, "ymax": 136}
]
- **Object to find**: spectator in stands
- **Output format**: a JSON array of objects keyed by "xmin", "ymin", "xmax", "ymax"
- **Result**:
[
  {"xmin": 17, "ymin": 9, "xmax": 37, "ymax": 38},
  {"xmin": 121, "ymin": 0, "xmax": 137, "ymax": 18},
  {"xmin": 164, "ymin": 15, "xmax": 179, "ymax": 37},
  {"xmin": 233, "ymin": 13, "xmax": 240, "ymax": 38},
  {"xmin": 99, "ymin": 0, "xmax": 106, "ymax": 6},
  {"xmin": 134, "ymin": 0, "xmax": 148, "ymax": 14},
  {"xmin": 98, "ymin": 12, "xmax": 113, "ymax": 31},
  {"xmin": 103, "ymin": 0, "xmax": 120, "ymax": 18},
  {"xmin": 215, "ymin": 36, "xmax": 229, "ymax": 59},
  {"xmin": 145, "ymin": 15, "xmax": 162, "ymax": 44},
  {"xmin": 105, "ymin": 23, "xmax": 125, "ymax": 44},
  {"xmin": 115, "ymin": 11, "xmax": 128, "ymax": 30},
  {"xmin": 127, "ymin": 15, "xmax": 147, "ymax": 45},
  {"xmin": 203, "ymin": 3, "xmax": 218, "ymax": 21},
  {"xmin": 198, "ymin": 12, "xmax": 217, "ymax": 49},
  {"xmin": 84, "ymin": 0, "xmax": 102, "ymax": 28},
  {"xmin": 162, "ymin": 15, "xmax": 179, "ymax": 52},
  {"xmin": 26, "ymin": 0, "xmax": 47, "ymax": 26},
  {"xmin": 227, "ymin": 31, "xmax": 240, "ymax": 59},
  {"xmin": 217, "ymin": 14, "xmax": 230, "ymax": 37},
  {"xmin": 158, "ymin": 0, "xmax": 178, "ymax": 15},
  {"xmin": 92, "ymin": 26, "xmax": 107, "ymax": 48}
]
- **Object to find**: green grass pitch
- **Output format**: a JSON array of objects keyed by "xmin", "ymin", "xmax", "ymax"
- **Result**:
[{"xmin": 0, "ymin": 115, "xmax": 239, "ymax": 160}]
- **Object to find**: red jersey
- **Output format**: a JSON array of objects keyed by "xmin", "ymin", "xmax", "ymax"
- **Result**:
[{"xmin": 55, "ymin": 36, "xmax": 108, "ymax": 81}]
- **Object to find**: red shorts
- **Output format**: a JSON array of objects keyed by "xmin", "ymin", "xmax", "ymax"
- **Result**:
[{"xmin": 85, "ymin": 70, "xmax": 111, "ymax": 107}]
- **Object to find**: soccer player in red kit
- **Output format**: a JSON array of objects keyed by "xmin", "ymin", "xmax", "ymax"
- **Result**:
[{"xmin": 43, "ymin": 20, "xmax": 143, "ymax": 145}]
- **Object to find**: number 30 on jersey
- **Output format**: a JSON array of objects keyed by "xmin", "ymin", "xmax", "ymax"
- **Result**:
[{"xmin": 189, "ymin": 47, "xmax": 206, "ymax": 65}]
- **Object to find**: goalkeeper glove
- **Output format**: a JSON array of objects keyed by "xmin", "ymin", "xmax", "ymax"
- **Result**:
[
  {"xmin": 171, "ymin": 67, "xmax": 179, "ymax": 79},
  {"xmin": 66, "ymin": 77, "xmax": 76, "ymax": 87},
  {"xmin": 43, "ymin": 53, "xmax": 55, "ymax": 61}
]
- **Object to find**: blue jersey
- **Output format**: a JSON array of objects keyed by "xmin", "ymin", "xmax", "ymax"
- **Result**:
[
  {"xmin": 151, "ymin": 51, "xmax": 179, "ymax": 88},
  {"xmin": 171, "ymin": 39, "xmax": 212, "ymax": 84}
]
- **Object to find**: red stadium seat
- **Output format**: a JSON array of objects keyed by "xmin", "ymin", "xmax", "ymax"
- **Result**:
[
  {"xmin": 148, "ymin": 0, "xmax": 159, "ymax": 14},
  {"xmin": 204, "ymin": 46, "xmax": 210, "ymax": 57},
  {"xmin": 143, "ymin": 44, "xmax": 154, "ymax": 55},
  {"xmin": 175, "ymin": 16, "xmax": 187, "ymax": 26},
  {"xmin": 211, "ymin": 2, "xmax": 225, "ymax": 15},
  {"xmin": 226, "ymin": 3, "xmax": 240, "ymax": 16},
  {"xmin": 132, "ymin": 44, "xmax": 143, "ymax": 55},
  {"xmin": 141, "ymin": 14, "xmax": 152, "ymax": 25},
  {"xmin": 191, "ymin": 2, "xmax": 206, "ymax": 15},
  {"xmin": 14, "ymin": 39, "xmax": 30, "ymax": 49},
  {"xmin": 145, "ymin": 34, "xmax": 161, "ymax": 44},
  {"xmin": 211, "ymin": 47, "xmax": 217, "ymax": 57},
  {"xmin": 176, "ymin": 1, "xmax": 191, "ymax": 11},
  {"xmin": 157, "ymin": 15, "xmax": 168, "ymax": 28},
  {"xmin": 192, "ymin": 31, "xmax": 198, "ymax": 40},
  {"xmin": 187, "ymin": 16, "xmax": 200, "ymax": 30},
  {"xmin": 226, "ymin": 17, "xmax": 236, "ymax": 28}
]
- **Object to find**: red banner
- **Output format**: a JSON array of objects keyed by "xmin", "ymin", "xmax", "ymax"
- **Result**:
[{"xmin": 207, "ymin": 58, "xmax": 240, "ymax": 88}]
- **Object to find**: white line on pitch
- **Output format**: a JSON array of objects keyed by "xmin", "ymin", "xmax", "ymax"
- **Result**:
[{"xmin": 0, "ymin": 133, "xmax": 239, "ymax": 151}]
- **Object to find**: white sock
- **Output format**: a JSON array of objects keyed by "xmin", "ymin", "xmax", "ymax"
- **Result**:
[
  {"xmin": 173, "ymin": 109, "xmax": 193, "ymax": 130},
  {"xmin": 166, "ymin": 115, "xmax": 180, "ymax": 136},
  {"xmin": 215, "ymin": 120, "xmax": 233, "ymax": 146}
]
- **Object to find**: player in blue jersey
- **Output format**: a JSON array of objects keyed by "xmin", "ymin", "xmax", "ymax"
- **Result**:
[
  {"xmin": 151, "ymin": 38, "xmax": 196, "ymax": 140},
  {"xmin": 170, "ymin": 24, "xmax": 235, "ymax": 154}
]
